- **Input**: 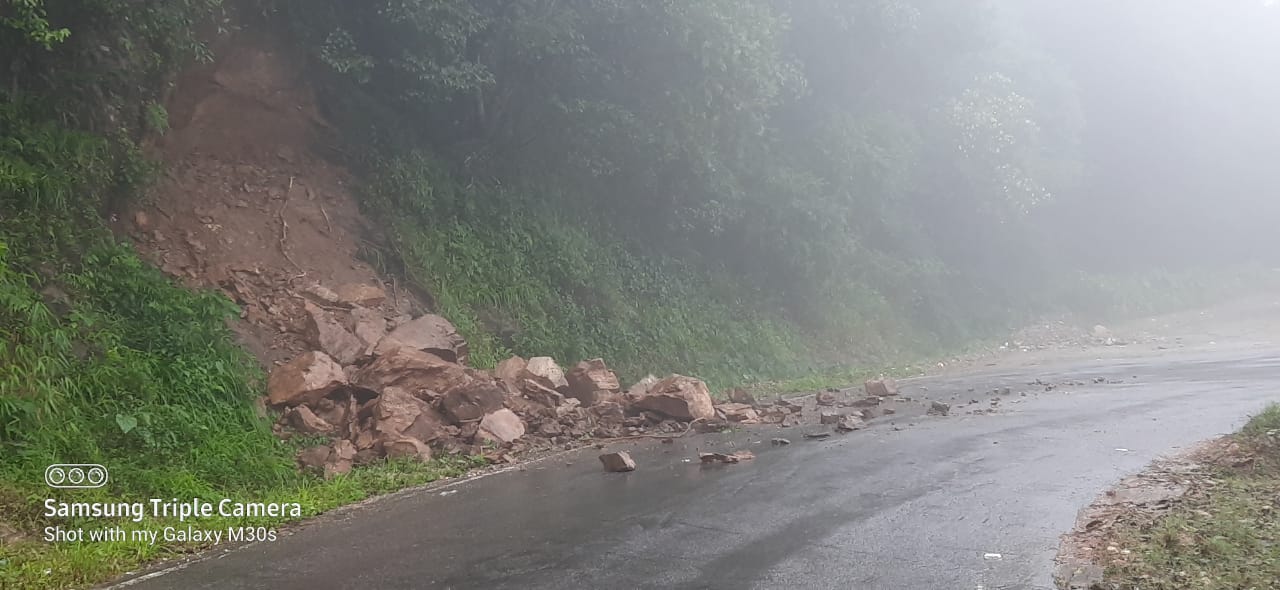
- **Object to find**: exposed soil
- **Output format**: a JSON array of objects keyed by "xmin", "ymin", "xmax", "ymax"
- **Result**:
[{"xmin": 112, "ymin": 31, "xmax": 424, "ymax": 368}]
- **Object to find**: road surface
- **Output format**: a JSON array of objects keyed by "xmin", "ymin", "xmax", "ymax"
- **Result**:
[{"xmin": 112, "ymin": 342, "xmax": 1280, "ymax": 590}]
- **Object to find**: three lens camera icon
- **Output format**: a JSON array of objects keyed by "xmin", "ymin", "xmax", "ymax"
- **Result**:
[{"xmin": 45, "ymin": 464, "xmax": 109, "ymax": 489}]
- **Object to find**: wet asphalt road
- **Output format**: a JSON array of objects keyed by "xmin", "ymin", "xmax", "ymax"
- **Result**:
[{"xmin": 112, "ymin": 343, "xmax": 1280, "ymax": 590}]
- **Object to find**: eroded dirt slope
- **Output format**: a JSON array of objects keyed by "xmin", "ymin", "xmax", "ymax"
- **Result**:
[{"xmin": 114, "ymin": 32, "xmax": 422, "ymax": 367}]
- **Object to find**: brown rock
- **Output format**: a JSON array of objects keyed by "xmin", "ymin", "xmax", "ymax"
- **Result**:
[
  {"xmin": 374, "ymin": 314, "xmax": 468, "ymax": 364},
  {"xmin": 324, "ymin": 440, "xmax": 357, "ymax": 478},
  {"xmin": 302, "ymin": 301, "xmax": 365, "ymax": 365},
  {"xmin": 268, "ymin": 351, "xmax": 347, "ymax": 407},
  {"xmin": 335, "ymin": 282, "xmax": 387, "ymax": 307},
  {"xmin": 355, "ymin": 348, "xmax": 469, "ymax": 399},
  {"xmin": 521, "ymin": 379, "xmax": 566, "ymax": 408},
  {"xmin": 494, "ymin": 356, "xmax": 528, "ymax": 386},
  {"xmin": 384, "ymin": 437, "xmax": 433, "ymax": 462},
  {"xmin": 588, "ymin": 401, "xmax": 626, "ymax": 425},
  {"xmin": 928, "ymin": 401, "xmax": 951, "ymax": 416},
  {"xmin": 296, "ymin": 446, "xmax": 331, "ymax": 470},
  {"xmin": 835, "ymin": 415, "xmax": 864, "ymax": 432},
  {"xmin": 865, "ymin": 377, "xmax": 900, "ymax": 397},
  {"xmin": 133, "ymin": 210, "xmax": 151, "ymax": 231},
  {"xmin": 816, "ymin": 390, "xmax": 838, "ymax": 406},
  {"xmin": 599, "ymin": 451, "xmax": 637, "ymax": 472},
  {"xmin": 635, "ymin": 375, "xmax": 715, "ymax": 421},
  {"xmin": 624, "ymin": 375, "xmax": 659, "ymax": 401},
  {"xmin": 302, "ymin": 284, "xmax": 343, "ymax": 307},
  {"xmin": 373, "ymin": 387, "xmax": 445, "ymax": 443},
  {"xmin": 286, "ymin": 405, "xmax": 336, "ymax": 435},
  {"xmin": 716, "ymin": 403, "xmax": 760, "ymax": 424},
  {"xmin": 441, "ymin": 381, "xmax": 506, "ymax": 424},
  {"xmin": 522, "ymin": 357, "xmax": 569, "ymax": 393},
  {"xmin": 478, "ymin": 409, "xmax": 526, "ymax": 443},
  {"xmin": 349, "ymin": 306, "xmax": 387, "ymax": 355},
  {"xmin": 312, "ymin": 396, "xmax": 351, "ymax": 431},
  {"xmin": 566, "ymin": 358, "xmax": 620, "ymax": 406}
]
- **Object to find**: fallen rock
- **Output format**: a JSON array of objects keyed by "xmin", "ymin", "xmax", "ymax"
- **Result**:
[
  {"xmin": 928, "ymin": 401, "xmax": 951, "ymax": 416},
  {"xmin": 635, "ymin": 375, "xmax": 715, "ymax": 421},
  {"xmin": 302, "ymin": 283, "xmax": 343, "ymax": 307},
  {"xmin": 478, "ymin": 409, "xmax": 526, "ymax": 443},
  {"xmin": 599, "ymin": 451, "xmax": 636, "ymax": 472},
  {"xmin": 494, "ymin": 356, "xmax": 528, "ymax": 386},
  {"xmin": 771, "ymin": 438, "xmax": 791, "ymax": 446},
  {"xmin": 373, "ymin": 387, "xmax": 446, "ymax": 443},
  {"xmin": 819, "ymin": 410, "xmax": 843, "ymax": 425},
  {"xmin": 804, "ymin": 432, "xmax": 831, "ymax": 440},
  {"xmin": 441, "ymin": 381, "xmax": 507, "ymax": 424},
  {"xmin": 566, "ymin": 358, "xmax": 620, "ymax": 406},
  {"xmin": 355, "ymin": 348, "xmax": 469, "ymax": 400},
  {"xmin": 296, "ymin": 445, "xmax": 331, "ymax": 470},
  {"xmin": 865, "ymin": 377, "xmax": 899, "ymax": 397},
  {"xmin": 523, "ymin": 357, "xmax": 569, "ymax": 393},
  {"xmin": 268, "ymin": 351, "xmax": 347, "ymax": 407},
  {"xmin": 349, "ymin": 306, "xmax": 387, "ymax": 355},
  {"xmin": 286, "ymin": 405, "xmax": 336, "ymax": 435},
  {"xmin": 835, "ymin": 415, "xmax": 864, "ymax": 432},
  {"xmin": 374, "ymin": 314, "xmax": 469, "ymax": 364},
  {"xmin": 384, "ymin": 437, "xmax": 433, "ymax": 462},
  {"xmin": 335, "ymin": 282, "xmax": 387, "ymax": 308},
  {"xmin": 715, "ymin": 403, "xmax": 760, "ymax": 424},
  {"xmin": 699, "ymin": 450, "xmax": 755, "ymax": 464},
  {"xmin": 624, "ymin": 375, "xmax": 659, "ymax": 402},
  {"xmin": 816, "ymin": 390, "xmax": 838, "ymax": 406},
  {"xmin": 324, "ymin": 440, "xmax": 357, "ymax": 478},
  {"xmin": 521, "ymin": 379, "xmax": 566, "ymax": 408},
  {"xmin": 588, "ymin": 401, "xmax": 626, "ymax": 425},
  {"xmin": 302, "ymin": 301, "xmax": 365, "ymax": 365}
]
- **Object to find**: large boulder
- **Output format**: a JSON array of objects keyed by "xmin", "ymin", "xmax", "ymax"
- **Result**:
[
  {"xmin": 494, "ymin": 356, "xmax": 528, "ymax": 386},
  {"xmin": 441, "ymin": 381, "xmax": 506, "ymax": 424},
  {"xmin": 372, "ymin": 387, "xmax": 446, "ymax": 444},
  {"xmin": 354, "ymin": 348, "xmax": 470, "ymax": 400},
  {"xmin": 522, "ymin": 357, "xmax": 568, "ymax": 393},
  {"xmin": 373, "ymin": 314, "xmax": 468, "ymax": 364},
  {"xmin": 302, "ymin": 301, "xmax": 365, "ymax": 365},
  {"xmin": 335, "ymin": 282, "xmax": 387, "ymax": 308},
  {"xmin": 268, "ymin": 351, "xmax": 347, "ymax": 407},
  {"xmin": 285, "ymin": 405, "xmax": 336, "ymax": 435},
  {"xmin": 384, "ymin": 437, "xmax": 433, "ymax": 462},
  {"xmin": 864, "ymin": 377, "xmax": 900, "ymax": 397},
  {"xmin": 634, "ymin": 375, "xmax": 715, "ymax": 421},
  {"xmin": 477, "ymin": 409, "xmax": 526, "ymax": 443},
  {"xmin": 566, "ymin": 358, "xmax": 620, "ymax": 406},
  {"xmin": 349, "ymin": 306, "xmax": 387, "ymax": 356},
  {"xmin": 324, "ymin": 440, "xmax": 357, "ymax": 479}
]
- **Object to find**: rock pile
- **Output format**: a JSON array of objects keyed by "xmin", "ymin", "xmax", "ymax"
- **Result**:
[{"xmin": 269, "ymin": 283, "xmax": 730, "ymax": 476}]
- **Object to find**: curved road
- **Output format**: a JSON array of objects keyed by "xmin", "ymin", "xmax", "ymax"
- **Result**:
[{"xmin": 113, "ymin": 343, "xmax": 1279, "ymax": 590}]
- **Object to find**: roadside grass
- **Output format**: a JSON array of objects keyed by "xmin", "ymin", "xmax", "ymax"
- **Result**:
[
  {"xmin": 1097, "ymin": 404, "xmax": 1280, "ymax": 590},
  {"xmin": 0, "ymin": 455, "xmax": 485, "ymax": 590}
]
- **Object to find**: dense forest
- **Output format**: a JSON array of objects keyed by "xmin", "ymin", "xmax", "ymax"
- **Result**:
[{"xmin": 2, "ymin": 1, "xmax": 1279, "ymax": 586}]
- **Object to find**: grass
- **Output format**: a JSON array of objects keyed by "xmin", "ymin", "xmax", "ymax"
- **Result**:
[
  {"xmin": 1095, "ymin": 404, "xmax": 1280, "ymax": 590},
  {"xmin": 0, "ymin": 100, "xmax": 491, "ymax": 590}
]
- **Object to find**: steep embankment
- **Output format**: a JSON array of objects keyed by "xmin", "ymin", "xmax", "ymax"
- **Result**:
[{"xmin": 115, "ymin": 33, "xmax": 426, "ymax": 367}]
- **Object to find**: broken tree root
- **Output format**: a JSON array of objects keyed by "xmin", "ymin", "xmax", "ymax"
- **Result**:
[{"xmin": 278, "ymin": 176, "xmax": 308, "ymax": 282}]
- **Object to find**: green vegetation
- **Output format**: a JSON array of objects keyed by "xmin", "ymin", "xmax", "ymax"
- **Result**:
[{"xmin": 1097, "ymin": 405, "xmax": 1280, "ymax": 590}]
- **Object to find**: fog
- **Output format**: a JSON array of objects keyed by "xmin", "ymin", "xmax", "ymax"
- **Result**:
[{"xmin": 1017, "ymin": 0, "xmax": 1280, "ymax": 270}]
